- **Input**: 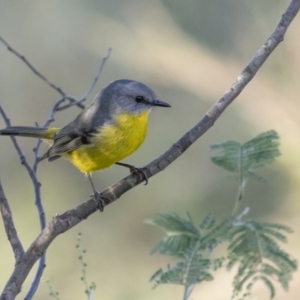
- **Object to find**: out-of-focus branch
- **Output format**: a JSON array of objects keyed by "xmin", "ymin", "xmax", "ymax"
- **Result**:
[
  {"xmin": 0, "ymin": 36, "xmax": 111, "ymax": 114},
  {"xmin": 0, "ymin": 180, "xmax": 24, "ymax": 261},
  {"xmin": 0, "ymin": 35, "xmax": 84, "ymax": 109},
  {"xmin": 57, "ymin": 47, "xmax": 112, "ymax": 111},
  {"xmin": 0, "ymin": 107, "xmax": 42, "ymax": 195},
  {"xmin": 0, "ymin": 42, "xmax": 111, "ymax": 299},
  {"xmin": 0, "ymin": 107, "xmax": 47, "ymax": 300},
  {"xmin": 1, "ymin": 0, "xmax": 299, "ymax": 299}
]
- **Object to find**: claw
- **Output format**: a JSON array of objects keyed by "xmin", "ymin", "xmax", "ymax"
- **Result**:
[
  {"xmin": 115, "ymin": 162, "xmax": 149, "ymax": 185},
  {"xmin": 92, "ymin": 191, "xmax": 106, "ymax": 212},
  {"xmin": 129, "ymin": 166, "xmax": 148, "ymax": 185}
]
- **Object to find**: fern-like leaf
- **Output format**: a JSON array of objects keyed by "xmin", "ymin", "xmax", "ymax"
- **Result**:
[
  {"xmin": 148, "ymin": 213, "xmax": 228, "ymax": 293},
  {"xmin": 145, "ymin": 214, "xmax": 200, "ymax": 256},
  {"xmin": 210, "ymin": 130, "xmax": 280, "ymax": 181},
  {"xmin": 228, "ymin": 219, "xmax": 296, "ymax": 299}
]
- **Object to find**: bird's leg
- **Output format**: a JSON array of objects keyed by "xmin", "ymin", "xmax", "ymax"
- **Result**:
[
  {"xmin": 115, "ymin": 162, "xmax": 148, "ymax": 185},
  {"xmin": 87, "ymin": 173, "xmax": 106, "ymax": 212}
]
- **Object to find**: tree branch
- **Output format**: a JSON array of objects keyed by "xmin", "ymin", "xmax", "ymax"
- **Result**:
[
  {"xmin": 56, "ymin": 47, "xmax": 112, "ymax": 111},
  {"xmin": 0, "ymin": 36, "xmax": 84, "ymax": 109},
  {"xmin": 0, "ymin": 107, "xmax": 46, "ymax": 300},
  {"xmin": 0, "ymin": 45, "xmax": 111, "ymax": 300},
  {"xmin": 0, "ymin": 180, "xmax": 24, "ymax": 261},
  {"xmin": 0, "ymin": 36, "xmax": 111, "ymax": 114},
  {"xmin": 1, "ymin": 0, "xmax": 299, "ymax": 299},
  {"xmin": 0, "ymin": 107, "xmax": 42, "ymax": 201}
]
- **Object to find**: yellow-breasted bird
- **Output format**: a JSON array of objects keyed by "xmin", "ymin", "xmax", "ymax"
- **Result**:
[{"xmin": 0, "ymin": 79, "xmax": 171, "ymax": 210}]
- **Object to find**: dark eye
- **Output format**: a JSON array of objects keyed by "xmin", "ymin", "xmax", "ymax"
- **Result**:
[{"xmin": 135, "ymin": 96, "xmax": 144, "ymax": 103}]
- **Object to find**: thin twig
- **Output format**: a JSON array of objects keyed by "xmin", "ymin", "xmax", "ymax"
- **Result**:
[
  {"xmin": 57, "ymin": 47, "xmax": 112, "ymax": 111},
  {"xmin": 233, "ymin": 207, "xmax": 250, "ymax": 226},
  {"xmin": 0, "ymin": 107, "xmax": 41, "ymax": 194},
  {"xmin": 0, "ymin": 36, "xmax": 64, "ymax": 96},
  {"xmin": 24, "ymin": 255, "xmax": 46, "ymax": 300},
  {"xmin": 0, "ymin": 180, "xmax": 24, "ymax": 261},
  {"xmin": 0, "ymin": 36, "xmax": 85, "ymax": 109},
  {"xmin": 1, "ymin": 0, "xmax": 300, "ymax": 299},
  {"xmin": 0, "ymin": 106, "xmax": 46, "ymax": 300}
]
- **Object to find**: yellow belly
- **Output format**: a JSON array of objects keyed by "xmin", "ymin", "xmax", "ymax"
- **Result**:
[{"xmin": 63, "ymin": 111, "xmax": 149, "ymax": 173}]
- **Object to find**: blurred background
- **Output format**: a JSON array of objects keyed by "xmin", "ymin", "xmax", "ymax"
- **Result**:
[{"xmin": 0, "ymin": 0, "xmax": 300, "ymax": 299}]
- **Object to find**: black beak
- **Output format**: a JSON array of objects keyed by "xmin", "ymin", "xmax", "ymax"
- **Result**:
[{"xmin": 152, "ymin": 99, "xmax": 171, "ymax": 108}]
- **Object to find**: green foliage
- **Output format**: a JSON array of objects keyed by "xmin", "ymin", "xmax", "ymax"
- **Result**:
[
  {"xmin": 146, "ymin": 213, "xmax": 227, "ymax": 299},
  {"xmin": 228, "ymin": 220, "xmax": 297, "ymax": 299},
  {"xmin": 210, "ymin": 130, "xmax": 280, "ymax": 182},
  {"xmin": 148, "ymin": 212, "xmax": 296, "ymax": 300},
  {"xmin": 210, "ymin": 130, "xmax": 281, "ymax": 215},
  {"xmin": 147, "ymin": 130, "xmax": 297, "ymax": 300}
]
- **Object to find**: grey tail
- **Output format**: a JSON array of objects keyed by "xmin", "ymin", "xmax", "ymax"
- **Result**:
[{"xmin": 0, "ymin": 126, "xmax": 52, "ymax": 139}]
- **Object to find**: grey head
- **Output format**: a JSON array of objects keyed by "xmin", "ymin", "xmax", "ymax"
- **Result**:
[{"xmin": 94, "ymin": 79, "xmax": 170, "ymax": 116}]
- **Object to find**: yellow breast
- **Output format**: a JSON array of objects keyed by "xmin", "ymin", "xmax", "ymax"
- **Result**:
[{"xmin": 65, "ymin": 111, "xmax": 149, "ymax": 173}]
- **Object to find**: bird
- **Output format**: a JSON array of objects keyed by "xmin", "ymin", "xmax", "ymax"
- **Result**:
[{"xmin": 0, "ymin": 79, "xmax": 171, "ymax": 211}]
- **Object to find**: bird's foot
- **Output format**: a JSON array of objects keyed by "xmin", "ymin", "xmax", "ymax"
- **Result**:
[
  {"xmin": 92, "ymin": 191, "xmax": 109, "ymax": 212},
  {"xmin": 115, "ymin": 162, "xmax": 149, "ymax": 185},
  {"xmin": 129, "ymin": 166, "xmax": 148, "ymax": 185}
]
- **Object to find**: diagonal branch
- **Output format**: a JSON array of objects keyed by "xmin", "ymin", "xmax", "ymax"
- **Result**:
[
  {"xmin": 0, "ymin": 36, "xmax": 64, "ymax": 94},
  {"xmin": 0, "ymin": 36, "xmax": 111, "ymax": 113},
  {"xmin": 57, "ymin": 47, "xmax": 112, "ymax": 111},
  {"xmin": 1, "ymin": 0, "xmax": 299, "ymax": 299},
  {"xmin": 0, "ymin": 108, "xmax": 46, "ymax": 300},
  {"xmin": 0, "ymin": 107, "xmax": 41, "ymax": 196},
  {"xmin": 0, "ymin": 180, "xmax": 24, "ymax": 261}
]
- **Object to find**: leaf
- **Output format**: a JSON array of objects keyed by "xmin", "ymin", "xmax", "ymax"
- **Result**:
[
  {"xmin": 210, "ymin": 141, "xmax": 241, "ymax": 172},
  {"xmin": 146, "ymin": 214, "xmax": 200, "ymax": 256},
  {"xmin": 145, "ymin": 214, "xmax": 199, "ymax": 236},
  {"xmin": 261, "ymin": 276, "xmax": 275, "ymax": 298},
  {"xmin": 147, "ymin": 213, "xmax": 228, "ymax": 293},
  {"xmin": 210, "ymin": 130, "xmax": 281, "ymax": 182},
  {"xmin": 227, "ymin": 219, "xmax": 296, "ymax": 299},
  {"xmin": 199, "ymin": 212, "xmax": 215, "ymax": 230}
]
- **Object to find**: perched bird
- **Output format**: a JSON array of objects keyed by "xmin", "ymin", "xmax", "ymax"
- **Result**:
[{"xmin": 0, "ymin": 79, "xmax": 171, "ymax": 210}]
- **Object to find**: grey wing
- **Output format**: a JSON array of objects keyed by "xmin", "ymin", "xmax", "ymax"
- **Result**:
[
  {"xmin": 40, "ymin": 123, "xmax": 87, "ymax": 161},
  {"xmin": 40, "ymin": 100, "xmax": 112, "ymax": 162}
]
